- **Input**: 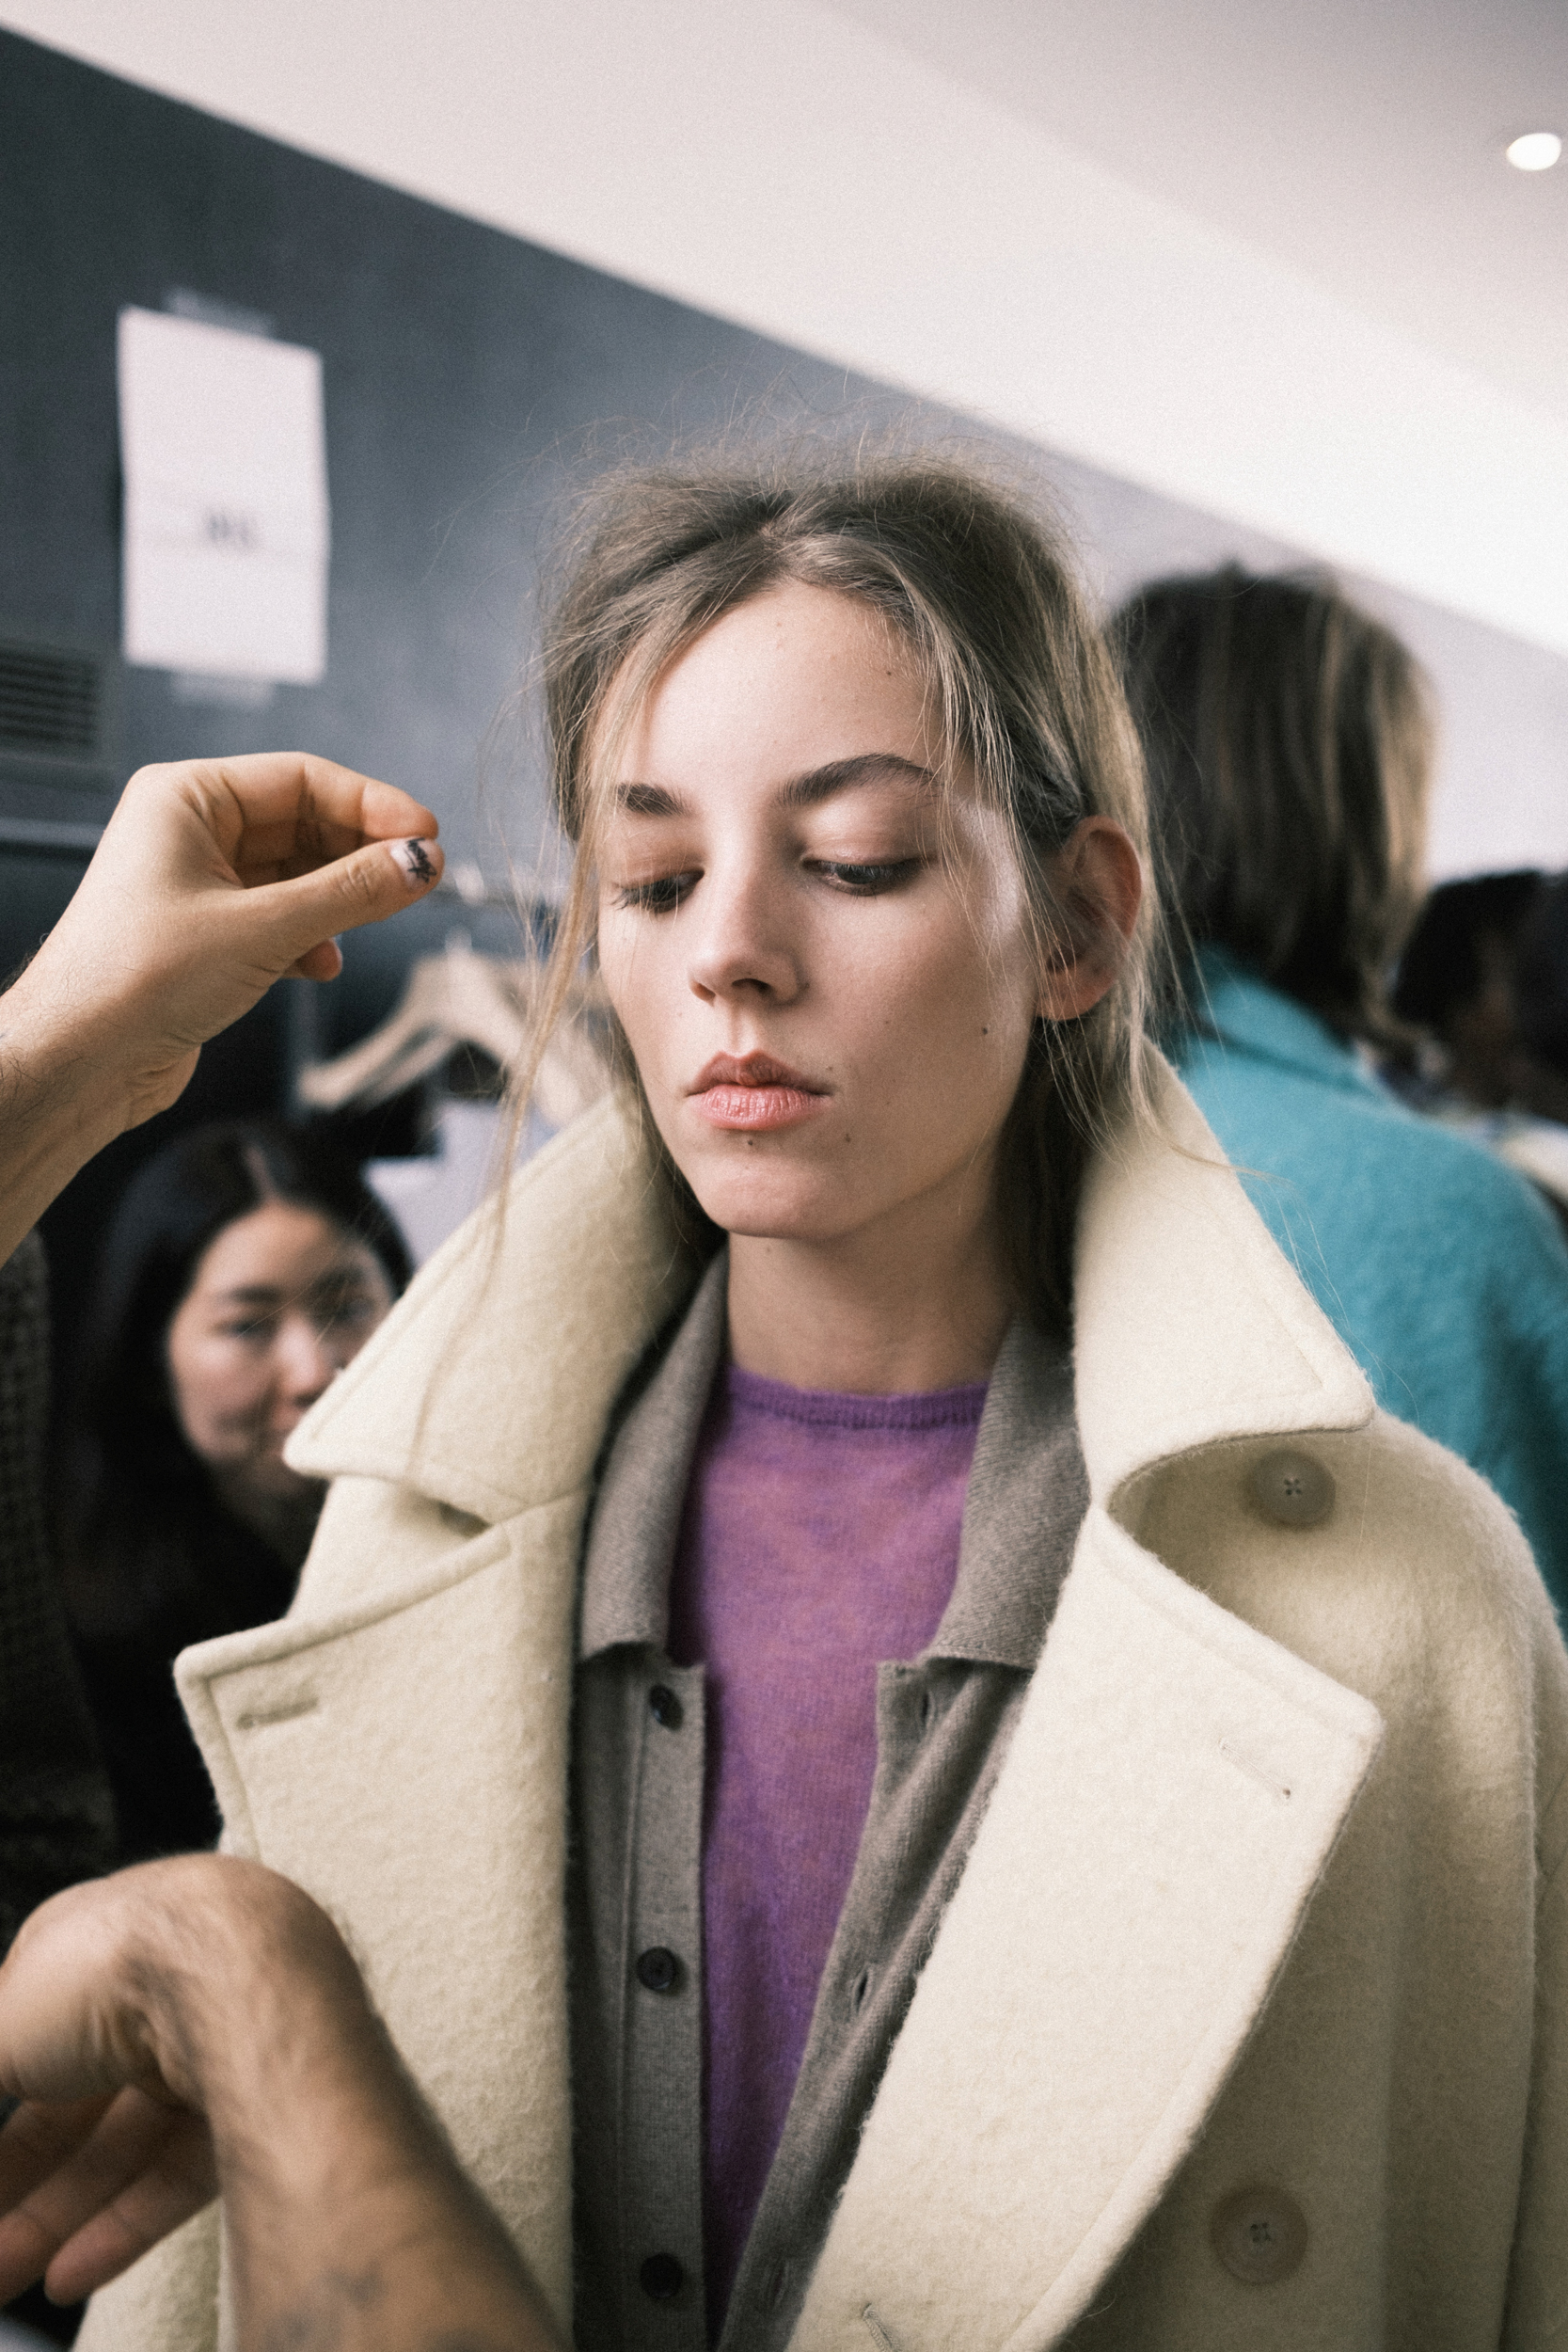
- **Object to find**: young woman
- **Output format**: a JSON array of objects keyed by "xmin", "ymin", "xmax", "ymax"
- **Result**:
[
  {"xmin": 80, "ymin": 458, "xmax": 1568, "ymax": 2352},
  {"xmin": 59, "ymin": 1123, "xmax": 408, "ymax": 1865}
]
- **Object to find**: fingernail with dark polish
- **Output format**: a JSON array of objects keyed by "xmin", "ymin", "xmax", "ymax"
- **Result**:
[{"xmin": 391, "ymin": 837, "xmax": 438, "ymax": 889}]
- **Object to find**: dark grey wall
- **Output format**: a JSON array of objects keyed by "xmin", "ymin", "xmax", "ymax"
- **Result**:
[
  {"xmin": 0, "ymin": 25, "xmax": 896, "ymax": 879},
  {"xmin": 0, "ymin": 25, "xmax": 904, "ymax": 1349},
  {"xmin": 5, "ymin": 22, "xmax": 1561, "ymax": 904}
]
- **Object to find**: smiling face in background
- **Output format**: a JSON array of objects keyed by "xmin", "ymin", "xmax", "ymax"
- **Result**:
[
  {"xmin": 594, "ymin": 581, "xmax": 1046, "ymax": 1269},
  {"xmin": 165, "ymin": 1200, "xmax": 394, "ymax": 1555}
]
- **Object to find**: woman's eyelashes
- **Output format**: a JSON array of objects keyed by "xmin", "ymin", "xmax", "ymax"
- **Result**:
[
  {"xmin": 811, "ymin": 857, "xmax": 922, "ymax": 895},
  {"xmin": 614, "ymin": 871, "xmax": 700, "ymax": 914},
  {"xmin": 611, "ymin": 853, "xmax": 922, "ymax": 914}
]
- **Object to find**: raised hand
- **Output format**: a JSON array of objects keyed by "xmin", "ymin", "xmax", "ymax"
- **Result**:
[{"xmin": 0, "ymin": 753, "xmax": 444, "ymax": 1261}]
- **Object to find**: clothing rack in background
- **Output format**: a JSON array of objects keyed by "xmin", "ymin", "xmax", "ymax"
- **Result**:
[{"xmin": 296, "ymin": 931, "xmax": 615, "ymax": 1262}]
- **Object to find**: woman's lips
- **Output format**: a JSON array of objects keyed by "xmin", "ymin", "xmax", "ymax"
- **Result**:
[{"xmin": 689, "ymin": 1054, "xmax": 832, "ymax": 1133}]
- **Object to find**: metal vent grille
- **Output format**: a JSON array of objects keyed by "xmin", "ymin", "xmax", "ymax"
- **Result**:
[{"xmin": 0, "ymin": 642, "xmax": 103, "ymax": 756}]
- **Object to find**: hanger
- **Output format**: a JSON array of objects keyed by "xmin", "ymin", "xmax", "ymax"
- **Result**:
[{"xmin": 296, "ymin": 931, "xmax": 613, "ymax": 1131}]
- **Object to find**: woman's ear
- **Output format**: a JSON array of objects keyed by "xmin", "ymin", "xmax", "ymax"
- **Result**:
[{"xmin": 1036, "ymin": 819, "xmax": 1144, "ymax": 1023}]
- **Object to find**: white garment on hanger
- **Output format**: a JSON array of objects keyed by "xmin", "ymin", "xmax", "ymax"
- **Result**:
[
  {"xmin": 366, "ymin": 1101, "xmax": 556, "ymax": 1267},
  {"xmin": 297, "ymin": 935, "xmax": 612, "ymax": 1134}
]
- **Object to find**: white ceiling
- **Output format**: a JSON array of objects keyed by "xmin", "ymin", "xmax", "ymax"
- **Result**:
[
  {"xmin": 4, "ymin": 0, "xmax": 1565, "ymax": 655},
  {"xmin": 829, "ymin": 0, "xmax": 1568, "ymax": 428}
]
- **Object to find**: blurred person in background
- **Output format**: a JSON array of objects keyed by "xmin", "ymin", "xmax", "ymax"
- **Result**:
[
  {"xmin": 56, "ymin": 1125, "xmax": 409, "ymax": 1867},
  {"xmin": 1116, "ymin": 563, "xmax": 1568, "ymax": 1613},
  {"xmin": 1391, "ymin": 868, "xmax": 1544, "ymax": 1110},
  {"xmin": 1393, "ymin": 868, "xmax": 1568, "ymax": 1222},
  {"xmin": 1512, "ymin": 871, "xmax": 1568, "ymax": 1126}
]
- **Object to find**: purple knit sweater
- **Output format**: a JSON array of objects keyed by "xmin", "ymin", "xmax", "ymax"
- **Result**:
[{"xmin": 667, "ymin": 1363, "xmax": 987, "ymax": 2330}]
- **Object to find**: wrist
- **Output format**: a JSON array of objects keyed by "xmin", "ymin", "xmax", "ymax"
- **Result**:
[
  {"xmin": 0, "ymin": 970, "xmax": 138, "ymax": 1159},
  {"xmin": 103, "ymin": 1863, "xmax": 358, "ymax": 2127}
]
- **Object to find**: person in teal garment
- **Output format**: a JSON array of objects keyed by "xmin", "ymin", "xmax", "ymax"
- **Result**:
[{"xmin": 1115, "ymin": 563, "xmax": 1568, "ymax": 1613}]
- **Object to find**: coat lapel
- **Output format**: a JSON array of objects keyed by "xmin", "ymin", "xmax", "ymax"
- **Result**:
[
  {"xmin": 171, "ymin": 1096, "xmax": 696, "ymax": 2335},
  {"xmin": 788, "ymin": 1511, "xmax": 1383, "ymax": 2351},
  {"xmin": 789, "ymin": 1059, "xmax": 1383, "ymax": 2348},
  {"xmin": 282, "ymin": 1091, "xmax": 697, "ymax": 1521},
  {"xmin": 176, "ymin": 1500, "xmax": 586, "ymax": 2329}
]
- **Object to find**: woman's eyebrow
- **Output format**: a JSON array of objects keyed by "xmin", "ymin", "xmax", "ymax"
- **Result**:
[
  {"xmin": 611, "ymin": 754, "xmax": 935, "ymax": 818},
  {"xmin": 777, "ymin": 754, "xmax": 937, "ymax": 808},
  {"xmin": 612, "ymin": 783, "xmax": 684, "ymax": 816},
  {"xmin": 212, "ymin": 1271, "xmax": 372, "ymax": 1308}
]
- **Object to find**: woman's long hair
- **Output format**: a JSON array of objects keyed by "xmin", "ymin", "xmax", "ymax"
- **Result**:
[
  {"xmin": 503, "ymin": 444, "xmax": 1161, "ymax": 1329},
  {"xmin": 58, "ymin": 1121, "xmax": 411, "ymax": 1647}
]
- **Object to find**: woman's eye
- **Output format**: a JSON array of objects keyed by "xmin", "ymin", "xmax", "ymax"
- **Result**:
[
  {"xmin": 221, "ymin": 1319, "xmax": 274, "ymax": 1342},
  {"xmin": 814, "ymin": 858, "xmax": 921, "ymax": 895},
  {"xmin": 615, "ymin": 872, "xmax": 699, "ymax": 914},
  {"xmin": 321, "ymin": 1298, "xmax": 377, "ymax": 1333}
]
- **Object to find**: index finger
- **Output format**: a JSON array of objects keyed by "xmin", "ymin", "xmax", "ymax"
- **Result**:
[{"xmin": 120, "ymin": 754, "xmax": 439, "ymax": 878}]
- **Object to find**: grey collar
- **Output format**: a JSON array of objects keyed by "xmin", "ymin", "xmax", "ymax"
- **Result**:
[
  {"xmin": 578, "ymin": 1252, "xmax": 1087, "ymax": 1674},
  {"xmin": 578, "ymin": 1249, "xmax": 729, "ymax": 1661}
]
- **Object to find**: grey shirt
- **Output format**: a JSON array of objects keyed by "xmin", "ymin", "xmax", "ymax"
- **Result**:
[{"xmin": 568, "ymin": 1255, "xmax": 1088, "ymax": 2352}]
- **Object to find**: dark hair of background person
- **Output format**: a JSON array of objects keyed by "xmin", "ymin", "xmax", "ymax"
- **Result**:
[
  {"xmin": 1393, "ymin": 871, "xmax": 1544, "ymax": 1033},
  {"xmin": 1513, "ymin": 874, "xmax": 1568, "ymax": 1120},
  {"xmin": 1391, "ymin": 870, "xmax": 1545, "ymax": 1110},
  {"xmin": 1112, "ymin": 563, "xmax": 1433, "ymax": 1046},
  {"xmin": 55, "ymin": 1122, "xmax": 410, "ymax": 1864}
]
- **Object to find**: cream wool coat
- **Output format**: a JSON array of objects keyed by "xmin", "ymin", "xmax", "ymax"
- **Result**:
[{"xmin": 80, "ymin": 1066, "xmax": 1568, "ymax": 2352}]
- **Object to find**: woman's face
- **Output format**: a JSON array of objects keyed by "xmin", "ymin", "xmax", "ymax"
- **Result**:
[
  {"xmin": 165, "ymin": 1202, "xmax": 394, "ymax": 1508},
  {"xmin": 595, "ymin": 580, "xmax": 1131, "ymax": 1255}
]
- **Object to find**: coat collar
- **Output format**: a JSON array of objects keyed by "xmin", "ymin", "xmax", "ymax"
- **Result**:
[
  {"xmin": 578, "ymin": 1259, "xmax": 1087, "ymax": 1675},
  {"xmin": 289, "ymin": 1055, "xmax": 1373, "ymax": 1524},
  {"xmin": 1067, "ymin": 1048, "xmax": 1371, "ymax": 1500},
  {"xmin": 286, "ymin": 1093, "xmax": 698, "ymax": 1524}
]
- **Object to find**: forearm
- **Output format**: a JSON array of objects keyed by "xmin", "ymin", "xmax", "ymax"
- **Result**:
[
  {"xmin": 209, "ymin": 1971, "xmax": 562, "ymax": 2349},
  {"xmin": 0, "ymin": 981, "xmax": 134, "ymax": 1265},
  {"xmin": 143, "ymin": 1871, "xmax": 564, "ymax": 2352},
  {"xmin": 0, "ymin": 1860, "xmax": 562, "ymax": 2344}
]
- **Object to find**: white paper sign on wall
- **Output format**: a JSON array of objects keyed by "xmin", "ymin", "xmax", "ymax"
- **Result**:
[{"xmin": 117, "ymin": 307, "xmax": 330, "ymax": 684}]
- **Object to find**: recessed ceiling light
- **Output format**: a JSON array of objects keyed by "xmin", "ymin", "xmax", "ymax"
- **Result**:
[{"xmin": 1505, "ymin": 131, "xmax": 1562, "ymax": 171}]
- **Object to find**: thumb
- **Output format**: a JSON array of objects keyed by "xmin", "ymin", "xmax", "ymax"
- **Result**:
[{"xmin": 245, "ymin": 834, "xmax": 445, "ymax": 977}]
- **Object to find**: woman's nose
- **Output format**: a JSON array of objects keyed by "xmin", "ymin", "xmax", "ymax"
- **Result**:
[
  {"xmin": 274, "ymin": 1313, "xmax": 341, "ymax": 1406},
  {"xmin": 685, "ymin": 861, "xmax": 803, "ymax": 1005}
]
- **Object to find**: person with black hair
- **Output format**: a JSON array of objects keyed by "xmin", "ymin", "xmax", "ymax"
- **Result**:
[
  {"xmin": 57, "ymin": 1124, "xmax": 409, "ymax": 1867},
  {"xmin": 1513, "ymin": 872, "xmax": 1568, "ymax": 1126},
  {"xmin": 1386, "ymin": 871, "xmax": 1568, "ymax": 1224},
  {"xmin": 1392, "ymin": 869, "xmax": 1544, "ymax": 1109}
]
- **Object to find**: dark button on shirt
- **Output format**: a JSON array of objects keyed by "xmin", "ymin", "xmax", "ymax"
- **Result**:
[{"xmin": 567, "ymin": 1252, "xmax": 1088, "ymax": 2351}]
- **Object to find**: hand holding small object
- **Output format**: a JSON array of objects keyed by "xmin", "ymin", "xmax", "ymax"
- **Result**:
[{"xmin": 0, "ymin": 753, "xmax": 443, "ymax": 1263}]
